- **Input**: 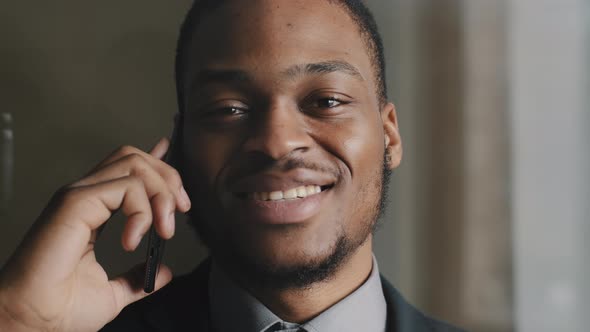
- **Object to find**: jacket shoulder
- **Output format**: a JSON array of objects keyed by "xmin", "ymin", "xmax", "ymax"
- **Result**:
[{"xmin": 381, "ymin": 276, "xmax": 467, "ymax": 332}]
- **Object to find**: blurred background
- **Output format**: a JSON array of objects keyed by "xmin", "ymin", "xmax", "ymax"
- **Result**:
[{"xmin": 1, "ymin": 0, "xmax": 588, "ymax": 331}]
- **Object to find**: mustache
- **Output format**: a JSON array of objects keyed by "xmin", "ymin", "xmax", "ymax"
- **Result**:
[{"xmin": 224, "ymin": 154, "xmax": 341, "ymax": 185}]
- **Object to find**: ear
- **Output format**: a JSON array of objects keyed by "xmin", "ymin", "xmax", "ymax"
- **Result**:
[{"xmin": 381, "ymin": 102, "xmax": 402, "ymax": 170}]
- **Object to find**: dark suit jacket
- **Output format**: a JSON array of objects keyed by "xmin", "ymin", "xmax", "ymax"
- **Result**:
[{"xmin": 101, "ymin": 259, "xmax": 464, "ymax": 332}]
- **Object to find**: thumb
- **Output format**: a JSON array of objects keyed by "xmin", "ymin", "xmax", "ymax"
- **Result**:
[{"xmin": 109, "ymin": 263, "xmax": 173, "ymax": 312}]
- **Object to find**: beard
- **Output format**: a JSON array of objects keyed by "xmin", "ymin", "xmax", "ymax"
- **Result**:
[{"xmin": 187, "ymin": 153, "xmax": 392, "ymax": 290}]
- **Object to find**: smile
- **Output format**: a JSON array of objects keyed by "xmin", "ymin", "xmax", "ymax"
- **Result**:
[
  {"xmin": 235, "ymin": 185, "xmax": 332, "ymax": 201},
  {"xmin": 228, "ymin": 184, "xmax": 334, "ymax": 225}
]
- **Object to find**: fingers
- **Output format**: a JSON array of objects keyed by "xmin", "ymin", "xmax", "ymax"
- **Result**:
[
  {"xmin": 44, "ymin": 139, "xmax": 190, "ymax": 255},
  {"xmin": 109, "ymin": 263, "xmax": 173, "ymax": 314},
  {"xmin": 68, "ymin": 140, "xmax": 191, "ymax": 249},
  {"xmin": 84, "ymin": 176, "xmax": 174, "ymax": 250},
  {"xmin": 78, "ymin": 143, "xmax": 191, "ymax": 212},
  {"xmin": 149, "ymin": 137, "xmax": 170, "ymax": 160},
  {"xmin": 72, "ymin": 153, "xmax": 190, "ymax": 215},
  {"xmin": 26, "ymin": 176, "xmax": 155, "ymax": 275},
  {"xmin": 94, "ymin": 140, "xmax": 169, "ymax": 171}
]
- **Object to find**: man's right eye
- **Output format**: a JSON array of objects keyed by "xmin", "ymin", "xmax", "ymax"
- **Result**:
[
  {"xmin": 199, "ymin": 102, "xmax": 250, "ymax": 123},
  {"xmin": 208, "ymin": 107, "xmax": 247, "ymax": 117}
]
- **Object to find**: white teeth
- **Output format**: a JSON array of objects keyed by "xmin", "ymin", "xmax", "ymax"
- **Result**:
[
  {"xmin": 245, "ymin": 185, "xmax": 325, "ymax": 201},
  {"xmin": 296, "ymin": 186, "xmax": 307, "ymax": 197},
  {"xmin": 269, "ymin": 191, "xmax": 284, "ymax": 200},
  {"xmin": 283, "ymin": 188, "xmax": 298, "ymax": 199}
]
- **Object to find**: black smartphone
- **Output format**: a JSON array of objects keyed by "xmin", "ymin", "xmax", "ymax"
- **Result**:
[{"xmin": 143, "ymin": 114, "xmax": 182, "ymax": 293}]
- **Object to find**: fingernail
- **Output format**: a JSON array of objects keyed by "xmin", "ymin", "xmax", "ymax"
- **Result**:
[{"xmin": 180, "ymin": 186, "xmax": 191, "ymax": 210}]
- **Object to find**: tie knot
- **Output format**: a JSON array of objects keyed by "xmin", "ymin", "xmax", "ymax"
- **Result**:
[{"xmin": 266, "ymin": 321, "xmax": 307, "ymax": 332}]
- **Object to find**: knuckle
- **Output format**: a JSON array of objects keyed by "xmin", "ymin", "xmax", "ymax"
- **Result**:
[
  {"xmin": 116, "ymin": 145, "xmax": 138, "ymax": 157},
  {"xmin": 127, "ymin": 156, "xmax": 151, "ymax": 177},
  {"xmin": 125, "ymin": 152, "xmax": 146, "ymax": 165},
  {"xmin": 166, "ymin": 190, "xmax": 176, "ymax": 202},
  {"xmin": 165, "ymin": 168, "xmax": 183, "ymax": 188},
  {"xmin": 49, "ymin": 185, "xmax": 87, "ymax": 211},
  {"xmin": 155, "ymin": 190, "xmax": 176, "ymax": 207},
  {"xmin": 133, "ymin": 165, "xmax": 150, "ymax": 179},
  {"xmin": 122, "ymin": 175, "xmax": 146, "ymax": 196},
  {"xmin": 159, "ymin": 189, "xmax": 175, "ymax": 203},
  {"xmin": 53, "ymin": 185, "xmax": 80, "ymax": 204}
]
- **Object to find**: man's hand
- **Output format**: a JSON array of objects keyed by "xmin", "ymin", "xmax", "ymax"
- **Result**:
[{"xmin": 0, "ymin": 138, "xmax": 191, "ymax": 332}]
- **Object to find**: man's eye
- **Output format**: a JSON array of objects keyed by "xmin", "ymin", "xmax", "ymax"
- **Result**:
[
  {"xmin": 216, "ymin": 107, "xmax": 246, "ymax": 116},
  {"xmin": 197, "ymin": 105, "xmax": 250, "ymax": 125},
  {"xmin": 316, "ymin": 98, "xmax": 343, "ymax": 108},
  {"xmin": 204, "ymin": 106, "xmax": 247, "ymax": 118},
  {"xmin": 301, "ymin": 94, "xmax": 352, "ymax": 117}
]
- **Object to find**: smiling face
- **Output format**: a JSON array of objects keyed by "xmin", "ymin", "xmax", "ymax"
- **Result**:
[{"xmin": 179, "ymin": 0, "xmax": 401, "ymax": 288}]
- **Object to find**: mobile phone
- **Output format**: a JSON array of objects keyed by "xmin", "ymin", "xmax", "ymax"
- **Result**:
[{"xmin": 144, "ymin": 113, "xmax": 182, "ymax": 293}]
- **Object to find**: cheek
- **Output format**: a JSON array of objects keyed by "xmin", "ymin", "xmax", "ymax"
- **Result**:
[
  {"xmin": 342, "ymin": 135, "xmax": 382, "ymax": 173},
  {"xmin": 313, "ymin": 114, "xmax": 383, "ymax": 182},
  {"xmin": 315, "ymin": 114, "xmax": 384, "ymax": 223}
]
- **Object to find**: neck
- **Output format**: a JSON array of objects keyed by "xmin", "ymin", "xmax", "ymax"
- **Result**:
[{"xmin": 227, "ymin": 239, "xmax": 374, "ymax": 323}]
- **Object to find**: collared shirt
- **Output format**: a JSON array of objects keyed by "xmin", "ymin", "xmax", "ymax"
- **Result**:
[{"xmin": 209, "ymin": 255, "xmax": 387, "ymax": 332}]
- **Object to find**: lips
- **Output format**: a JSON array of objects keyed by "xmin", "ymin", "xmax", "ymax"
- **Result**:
[{"xmin": 224, "ymin": 169, "xmax": 336, "ymax": 224}]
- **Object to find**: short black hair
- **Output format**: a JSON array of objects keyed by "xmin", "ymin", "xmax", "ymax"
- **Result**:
[{"xmin": 174, "ymin": 0, "xmax": 388, "ymax": 111}]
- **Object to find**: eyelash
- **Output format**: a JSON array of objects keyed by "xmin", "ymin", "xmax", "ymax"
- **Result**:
[{"xmin": 312, "ymin": 97, "xmax": 348, "ymax": 109}]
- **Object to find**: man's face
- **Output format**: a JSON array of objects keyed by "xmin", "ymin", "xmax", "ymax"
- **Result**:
[{"xmin": 180, "ymin": 0, "xmax": 400, "ymax": 285}]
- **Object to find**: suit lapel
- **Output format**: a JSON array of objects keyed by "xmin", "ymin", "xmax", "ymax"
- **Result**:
[{"xmin": 381, "ymin": 275, "xmax": 434, "ymax": 332}]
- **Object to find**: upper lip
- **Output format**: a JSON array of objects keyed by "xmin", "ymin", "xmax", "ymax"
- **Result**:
[{"xmin": 227, "ymin": 169, "xmax": 336, "ymax": 193}]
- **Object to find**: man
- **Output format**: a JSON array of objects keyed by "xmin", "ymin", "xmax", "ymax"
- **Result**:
[{"xmin": 0, "ymin": 0, "xmax": 464, "ymax": 331}]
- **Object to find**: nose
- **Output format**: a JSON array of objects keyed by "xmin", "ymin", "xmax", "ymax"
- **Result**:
[{"xmin": 242, "ymin": 101, "xmax": 312, "ymax": 160}]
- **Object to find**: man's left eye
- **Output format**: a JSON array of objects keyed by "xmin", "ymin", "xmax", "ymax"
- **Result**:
[{"xmin": 316, "ymin": 97, "xmax": 343, "ymax": 108}]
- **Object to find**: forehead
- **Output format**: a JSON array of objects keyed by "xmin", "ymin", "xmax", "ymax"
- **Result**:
[{"xmin": 184, "ymin": 0, "xmax": 375, "ymax": 90}]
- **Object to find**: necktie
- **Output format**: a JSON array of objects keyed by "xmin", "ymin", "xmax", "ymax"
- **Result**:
[{"xmin": 266, "ymin": 321, "xmax": 307, "ymax": 332}]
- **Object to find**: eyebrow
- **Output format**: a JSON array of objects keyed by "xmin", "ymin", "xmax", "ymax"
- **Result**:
[
  {"xmin": 282, "ymin": 60, "xmax": 365, "ymax": 81},
  {"xmin": 189, "ymin": 60, "xmax": 365, "ymax": 90}
]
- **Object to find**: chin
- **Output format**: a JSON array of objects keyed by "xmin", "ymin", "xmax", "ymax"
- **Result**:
[
  {"xmin": 209, "ymin": 220, "xmax": 368, "ymax": 290},
  {"xmin": 249, "ymin": 233, "xmax": 339, "ymax": 268},
  {"xmin": 235, "ymin": 237, "xmax": 352, "ymax": 289}
]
